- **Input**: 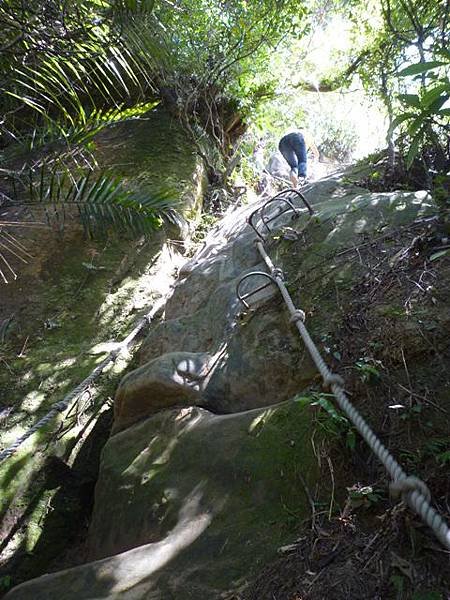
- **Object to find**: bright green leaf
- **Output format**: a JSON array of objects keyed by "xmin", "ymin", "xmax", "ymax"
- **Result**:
[
  {"xmin": 430, "ymin": 249, "xmax": 450, "ymax": 261},
  {"xmin": 407, "ymin": 116, "xmax": 424, "ymax": 137},
  {"xmin": 406, "ymin": 131, "xmax": 423, "ymax": 169},
  {"xmin": 398, "ymin": 61, "xmax": 446, "ymax": 77},
  {"xmin": 422, "ymin": 84, "xmax": 450, "ymax": 108},
  {"xmin": 398, "ymin": 94, "xmax": 421, "ymax": 108},
  {"xmin": 388, "ymin": 112, "xmax": 416, "ymax": 136}
]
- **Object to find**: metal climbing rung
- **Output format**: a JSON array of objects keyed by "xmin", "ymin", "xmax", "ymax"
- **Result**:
[
  {"xmin": 248, "ymin": 188, "xmax": 314, "ymax": 240},
  {"xmin": 236, "ymin": 271, "xmax": 278, "ymax": 309}
]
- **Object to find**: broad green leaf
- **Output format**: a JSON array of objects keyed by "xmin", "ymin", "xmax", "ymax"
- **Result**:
[
  {"xmin": 398, "ymin": 61, "xmax": 446, "ymax": 77},
  {"xmin": 388, "ymin": 112, "xmax": 416, "ymax": 136},
  {"xmin": 421, "ymin": 84, "xmax": 450, "ymax": 108},
  {"xmin": 398, "ymin": 94, "xmax": 421, "ymax": 108},
  {"xmin": 407, "ymin": 116, "xmax": 423, "ymax": 137},
  {"xmin": 427, "ymin": 95, "xmax": 449, "ymax": 112},
  {"xmin": 406, "ymin": 131, "xmax": 423, "ymax": 169}
]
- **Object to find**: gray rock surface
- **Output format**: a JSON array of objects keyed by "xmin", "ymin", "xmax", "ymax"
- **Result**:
[
  {"xmin": 113, "ymin": 351, "xmax": 211, "ymax": 433},
  {"xmin": 6, "ymin": 401, "xmax": 316, "ymax": 600},
  {"xmin": 116, "ymin": 179, "xmax": 433, "ymax": 430}
]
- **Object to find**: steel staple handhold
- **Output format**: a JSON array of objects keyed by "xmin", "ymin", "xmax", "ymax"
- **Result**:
[
  {"xmin": 390, "ymin": 475, "xmax": 432, "ymax": 502},
  {"xmin": 290, "ymin": 309, "xmax": 306, "ymax": 323}
]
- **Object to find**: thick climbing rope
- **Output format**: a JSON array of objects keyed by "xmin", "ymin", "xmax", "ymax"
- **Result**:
[
  {"xmin": 253, "ymin": 236, "xmax": 450, "ymax": 551},
  {"xmin": 0, "ymin": 297, "xmax": 166, "ymax": 463}
]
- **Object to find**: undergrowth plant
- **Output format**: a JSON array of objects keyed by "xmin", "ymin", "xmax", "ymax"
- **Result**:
[
  {"xmin": 295, "ymin": 392, "xmax": 356, "ymax": 451},
  {"xmin": 390, "ymin": 50, "xmax": 450, "ymax": 169}
]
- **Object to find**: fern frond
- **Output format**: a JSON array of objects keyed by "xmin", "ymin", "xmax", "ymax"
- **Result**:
[{"xmin": 13, "ymin": 166, "xmax": 180, "ymax": 238}]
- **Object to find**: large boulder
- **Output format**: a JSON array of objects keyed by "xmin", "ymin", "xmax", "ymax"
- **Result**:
[
  {"xmin": 113, "ymin": 178, "xmax": 434, "ymax": 431},
  {"xmin": 113, "ymin": 351, "xmax": 211, "ymax": 433},
  {"xmin": 94, "ymin": 107, "xmax": 207, "ymax": 233},
  {"xmin": 6, "ymin": 401, "xmax": 317, "ymax": 600}
]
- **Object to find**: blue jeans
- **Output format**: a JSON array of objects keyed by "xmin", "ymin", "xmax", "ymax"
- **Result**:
[{"xmin": 278, "ymin": 132, "xmax": 307, "ymax": 177}]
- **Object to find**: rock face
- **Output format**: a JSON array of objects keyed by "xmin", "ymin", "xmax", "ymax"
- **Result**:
[
  {"xmin": 5, "ymin": 169, "xmax": 436, "ymax": 600},
  {"xmin": 6, "ymin": 402, "xmax": 317, "ymax": 600},
  {"xmin": 114, "ymin": 351, "xmax": 209, "ymax": 433},
  {"xmin": 114, "ymin": 175, "xmax": 433, "ymax": 433},
  {"xmin": 113, "ymin": 195, "xmax": 321, "ymax": 433},
  {"xmin": 0, "ymin": 107, "xmax": 205, "ymax": 587},
  {"xmin": 94, "ymin": 107, "xmax": 207, "ymax": 232}
]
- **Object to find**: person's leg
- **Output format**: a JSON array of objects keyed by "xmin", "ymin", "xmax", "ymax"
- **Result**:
[
  {"xmin": 289, "ymin": 169, "xmax": 298, "ymax": 187},
  {"xmin": 292, "ymin": 134, "xmax": 307, "ymax": 178},
  {"xmin": 279, "ymin": 139, "xmax": 299, "ymax": 186}
]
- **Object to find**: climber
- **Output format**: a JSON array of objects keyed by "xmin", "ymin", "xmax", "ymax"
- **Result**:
[{"xmin": 278, "ymin": 128, "xmax": 319, "ymax": 187}]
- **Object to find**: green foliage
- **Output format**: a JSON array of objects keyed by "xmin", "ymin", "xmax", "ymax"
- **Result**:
[
  {"xmin": 1, "ymin": 1, "xmax": 161, "ymax": 148},
  {"xmin": 316, "ymin": 114, "xmax": 359, "ymax": 161},
  {"xmin": 13, "ymin": 165, "xmax": 179, "ymax": 238},
  {"xmin": 339, "ymin": 0, "xmax": 449, "ymax": 189},
  {"xmin": 0, "ymin": 575, "xmax": 12, "ymax": 592},
  {"xmin": 423, "ymin": 438, "xmax": 450, "ymax": 467},
  {"xmin": 391, "ymin": 55, "xmax": 450, "ymax": 169},
  {"xmin": 355, "ymin": 357, "xmax": 382, "ymax": 383},
  {"xmin": 390, "ymin": 574, "xmax": 405, "ymax": 595},
  {"xmin": 399, "ymin": 402, "xmax": 423, "ymax": 423},
  {"xmin": 347, "ymin": 484, "xmax": 383, "ymax": 509},
  {"xmin": 295, "ymin": 392, "xmax": 356, "ymax": 450},
  {"xmin": 0, "ymin": 0, "xmax": 311, "ymax": 185}
]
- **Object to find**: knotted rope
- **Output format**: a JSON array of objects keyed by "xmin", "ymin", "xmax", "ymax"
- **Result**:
[{"xmin": 253, "ymin": 237, "xmax": 450, "ymax": 550}]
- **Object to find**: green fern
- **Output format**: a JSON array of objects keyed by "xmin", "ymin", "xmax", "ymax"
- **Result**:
[
  {"xmin": 13, "ymin": 166, "xmax": 180, "ymax": 238},
  {"xmin": 1, "ymin": 0, "xmax": 164, "ymax": 149},
  {"xmin": 7, "ymin": 41, "xmax": 157, "ymax": 136}
]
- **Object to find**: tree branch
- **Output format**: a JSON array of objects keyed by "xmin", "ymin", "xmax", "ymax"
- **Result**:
[{"xmin": 293, "ymin": 50, "xmax": 370, "ymax": 92}]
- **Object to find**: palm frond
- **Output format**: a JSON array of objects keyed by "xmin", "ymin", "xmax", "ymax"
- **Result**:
[
  {"xmin": 0, "ymin": 228, "xmax": 33, "ymax": 284},
  {"xmin": 5, "ymin": 21, "xmax": 164, "ymax": 141},
  {"xmin": 11, "ymin": 165, "xmax": 180, "ymax": 239}
]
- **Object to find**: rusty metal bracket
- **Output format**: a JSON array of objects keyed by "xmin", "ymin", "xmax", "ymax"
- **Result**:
[
  {"xmin": 248, "ymin": 188, "xmax": 314, "ymax": 240},
  {"xmin": 236, "ymin": 271, "xmax": 278, "ymax": 309}
]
